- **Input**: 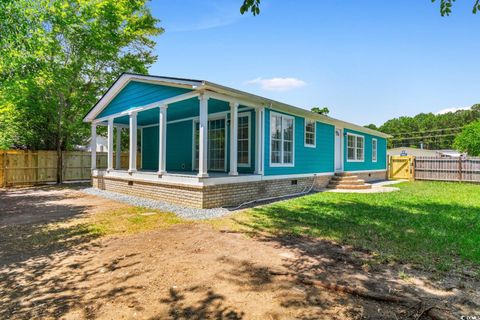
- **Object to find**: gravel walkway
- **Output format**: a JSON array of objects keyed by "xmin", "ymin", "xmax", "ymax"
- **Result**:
[{"xmin": 80, "ymin": 187, "xmax": 230, "ymax": 220}]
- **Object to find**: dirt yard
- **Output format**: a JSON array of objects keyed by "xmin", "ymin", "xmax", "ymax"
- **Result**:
[{"xmin": 0, "ymin": 186, "xmax": 477, "ymax": 319}]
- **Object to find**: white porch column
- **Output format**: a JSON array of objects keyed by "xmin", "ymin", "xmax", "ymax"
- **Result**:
[
  {"xmin": 255, "ymin": 107, "xmax": 264, "ymax": 175},
  {"xmin": 91, "ymin": 123, "xmax": 97, "ymax": 170},
  {"xmin": 115, "ymin": 126, "xmax": 122, "ymax": 169},
  {"xmin": 107, "ymin": 118, "xmax": 114, "ymax": 171},
  {"xmin": 229, "ymin": 102, "xmax": 239, "ymax": 176},
  {"xmin": 128, "ymin": 112, "xmax": 138, "ymax": 173},
  {"xmin": 198, "ymin": 95, "xmax": 209, "ymax": 177},
  {"xmin": 157, "ymin": 105, "xmax": 168, "ymax": 175}
]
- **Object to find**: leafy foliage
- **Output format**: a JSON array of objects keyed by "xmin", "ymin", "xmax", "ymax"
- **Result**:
[
  {"xmin": 454, "ymin": 120, "xmax": 480, "ymax": 156},
  {"xmin": 240, "ymin": 0, "xmax": 480, "ymax": 16},
  {"xmin": 240, "ymin": 0, "xmax": 261, "ymax": 15},
  {"xmin": 370, "ymin": 104, "xmax": 480, "ymax": 149},
  {"xmin": 0, "ymin": 0, "xmax": 162, "ymax": 152},
  {"xmin": 364, "ymin": 124, "xmax": 379, "ymax": 130},
  {"xmin": 310, "ymin": 106, "xmax": 330, "ymax": 115},
  {"xmin": 432, "ymin": 0, "xmax": 480, "ymax": 15}
]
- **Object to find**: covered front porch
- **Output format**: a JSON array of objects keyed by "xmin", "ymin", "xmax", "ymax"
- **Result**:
[{"xmin": 90, "ymin": 89, "xmax": 265, "ymax": 186}]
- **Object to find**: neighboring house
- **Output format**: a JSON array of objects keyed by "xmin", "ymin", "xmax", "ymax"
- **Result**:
[
  {"xmin": 388, "ymin": 147, "xmax": 466, "ymax": 158},
  {"xmin": 77, "ymin": 136, "xmax": 109, "ymax": 153},
  {"xmin": 84, "ymin": 73, "xmax": 391, "ymax": 208}
]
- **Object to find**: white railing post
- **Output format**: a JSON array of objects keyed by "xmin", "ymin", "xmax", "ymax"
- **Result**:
[
  {"xmin": 115, "ymin": 126, "xmax": 122, "ymax": 169},
  {"xmin": 91, "ymin": 123, "xmax": 97, "ymax": 170},
  {"xmin": 255, "ymin": 107, "xmax": 264, "ymax": 175},
  {"xmin": 158, "ymin": 105, "xmax": 168, "ymax": 175},
  {"xmin": 107, "ymin": 118, "xmax": 114, "ymax": 171},
  {"xmin": 198, "ymin": 95, "xmax": 209, "ymax": 177},
  {"xmin": 229, "ymin": 102, "xmax": 239, "ymax": 176},
  {"xmin": 128, "ymin": 112, "xmax": 138, "ymax": 173}
]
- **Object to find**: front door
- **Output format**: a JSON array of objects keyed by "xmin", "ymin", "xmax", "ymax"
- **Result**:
[
  {"xmin": 194, "ymin": 118, "xmax": 227, "ymax": 171},
  {"xmin": 335, "ymin": 128, "xmax": 343, "ymax": 172}
]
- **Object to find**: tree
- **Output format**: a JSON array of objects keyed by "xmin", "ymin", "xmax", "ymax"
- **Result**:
[
  {"xmin": 240, "ymin": 0, "xmax": 480, "ymax": 16},
  {"xmin": 364, "ymin": 124, "xmax": 378, "ymax": 130},
  {"xmin": 372, "ymin": 104, "xmax": 480, "ymax": 149},
  {"xmin": 0, "ymin": 0, "xmax": 162, "ymax": 182},
  {"xmin": 454, "ymin": 120, "xmax": 480, "ymax": 156},
  {"xmin": 311, "ymin": 106, "xmax": 330, "ymax": 115}
]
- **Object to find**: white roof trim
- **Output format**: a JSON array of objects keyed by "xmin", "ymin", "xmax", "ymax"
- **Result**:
[
  {"xmin": 83, "ymin": 74, "xmax": 202, "ymax": 122},
  {"xmin": 84, "ymin": 73, "xmax": 391, "ymax": 139},
  {"xmin": 93, "ymin": 91, "xmax": 200, "ymax": 124}
]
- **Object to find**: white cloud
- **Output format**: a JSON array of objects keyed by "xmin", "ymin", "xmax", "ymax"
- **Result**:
[
  {"xmin": 435, "ymin": 106, "xmax": 471, "ymax": 115},
  {"xmin": 246, "ymin": 77, "xmax": 307, "ymax": 91}
]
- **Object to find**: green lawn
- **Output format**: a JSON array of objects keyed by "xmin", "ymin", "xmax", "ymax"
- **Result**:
[{"xmin": 228, "ymin": 181, "xmax": 480, "ymax": 274}]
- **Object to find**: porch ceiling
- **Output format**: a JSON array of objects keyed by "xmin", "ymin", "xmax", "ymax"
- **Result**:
[{"xmin": 112, "ymin": 97, "xmax": 231, "ymax": 126}]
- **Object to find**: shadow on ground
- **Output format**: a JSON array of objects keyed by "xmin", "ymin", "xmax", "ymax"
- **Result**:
[
  {"xmin": 0, "ymin": 186, "xmax": 146, "ymax": 319},
  {"xmin": 1, "ymin": 185, "xmax": 478, "ymax": 319}
]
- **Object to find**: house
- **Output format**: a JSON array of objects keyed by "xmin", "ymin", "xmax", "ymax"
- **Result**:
[
  {"xmin": 388, "ymin": 147, "xmax": 466, "ymax": 158},
  {"xmin": 388, "ymin": 147, "xmax": 438, "ymax": 157},
  {"xmin": 76, "ymin": 136, "xmax": 109, "ymax": 153},
  {"xmin": 84, "ymin": 73, "xmax": 391, "ymax": 208}
]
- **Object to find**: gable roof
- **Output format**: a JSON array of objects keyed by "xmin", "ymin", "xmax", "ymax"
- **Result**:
[{"xmin": 84, "ymin": 73, "xmax": 392, "ymax": 139}]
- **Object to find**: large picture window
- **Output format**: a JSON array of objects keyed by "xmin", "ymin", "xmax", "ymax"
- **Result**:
[
  {"xmin": 270, "ymin": 112, "xmax": 294, "ymax": 166},
  {"xmin": 237, "ymin": 114, "xmax": 250, "ymax": 167},
  {"xmin": 372, "ymin": 138, "xmax": 377, "ymax": 162},
  {"xmin": 304, "ymin": 119, "xmax": 316, "ymax": 147},
  {"xmin": 347, "ymin": 133, "xmax": 364, "ymax": 162}
]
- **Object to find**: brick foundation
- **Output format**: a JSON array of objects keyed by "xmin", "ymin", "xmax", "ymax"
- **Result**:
[
  {"xmin": 93, "ymin": 176, "xmax": 204, "ymax": 208},
  {"xmin": 92, "ymin": 171, "xmax": 386, "ymax": 209},
  {"xmin": 355, "ymin": 170, "xmax": 387, "ymax": 182},
  {"xmin": 203, "ymin": 175, "xmax": 332, "ymax": 208},
  {"xmin": 92, "ymin": 174, "xmax": 332, "ymax": 209}
]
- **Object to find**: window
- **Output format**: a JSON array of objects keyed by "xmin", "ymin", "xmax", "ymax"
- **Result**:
[
  {"xmin": 372, "ymin": 138, "xmax": 377, "ymax": 162},
  {"xmin": 347, "ymin": 133, "xmax": 364, "ymax": 162},
  {"xmin": 237, "ymin": 114, "xmax": 250, "ymax": 167},
  {"xmin": 208, "ymin": 118, "xmax": 226, "ymax": 170},
  {"xmin": 193, "ymin": 118, "xmax": 226, "ymax": 171},
  {"xmin": 304, "ymin": 119, "xmax": 316, "ymax": 147},
  {"xmin": 270, "ymin": 112, "xmax": 294, "ymax": 166}
]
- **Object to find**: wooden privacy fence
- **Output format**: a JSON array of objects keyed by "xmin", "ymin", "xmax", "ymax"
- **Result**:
[
  {"xmin": 414, "ymin": 157, "xmax": 480, "ymax": 182},
  {"xmin": 0, "ymin": 150, "xmax": 135, "ymax": 187}
]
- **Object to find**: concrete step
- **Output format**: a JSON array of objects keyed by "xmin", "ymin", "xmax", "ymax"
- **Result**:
[
  {"xmin": 331, "ymin": 175, "xmax": 359, "ymax": 181},
  {"xmin": 329, "ymin": 179, "xmax": 366, "ymax": 186},
  {"xmin": 334, "ymin": 172, "xmax": 355, "ymax": 177},
  {"xmin": 327, "ymin": 183, "xmax": 372, "ymax": 190}
]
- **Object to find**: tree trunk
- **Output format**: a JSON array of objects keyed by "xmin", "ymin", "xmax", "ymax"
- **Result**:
[
  {"xmin": 56, "ymin": 144, "xmax": 62, "ymax": 184},
  {"xmin": 56, "ymin": 93, "xmax": 66, "ymax": 184}
]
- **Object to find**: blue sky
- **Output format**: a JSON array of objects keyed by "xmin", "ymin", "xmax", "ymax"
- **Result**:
[{"xmin": 148, "ymin": 0, "xmax": 480, "ymax": 126}]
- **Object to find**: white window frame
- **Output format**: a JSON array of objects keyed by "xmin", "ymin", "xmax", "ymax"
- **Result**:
[
  {"xmin": 304, "ymin": 119, "xmax": 316, "ymax": 148},
  {"xmin": 192, "ymin": 114, "xmax": 228, "ymax": 172},
  {"xmin": 237, "ymin": 112, "xmax": 251, "ymax": 168},
  {"xmin": 372, "ymin": 138, "xmax": 377, "ymax": 163},
  {"xmin": 269, "ymin": 111, "xmax": 295, "ymax": 167},
  {"xmin": 346, "ymin": 133, "xmax": 365, "ymax": 162}
]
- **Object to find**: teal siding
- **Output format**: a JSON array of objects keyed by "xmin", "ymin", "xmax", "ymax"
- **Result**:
[
  {"xmin": 167, "ymin": 121, "xmax": 193, "ymax": 171},
  {"xmin": 141, "ymin": 120, "xmax": 194, "ymax": 172},
  {"xmin": 138, "ymin": 107, "xmax": 387, "ymax": 176},
  {"xmin": 264, "ymin": 108, "xmax": 335, "ymax": 175},
  {"xmin": 96, "ymin": 81, "xmax": 191, "ymax": 120},
  {"xmin": 343, "ymin": 128, "xmax": 387, "ymax": 172},
  {"xmin": 141, "ymin": 126, "xmax": 159, "ymax": 171}
]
